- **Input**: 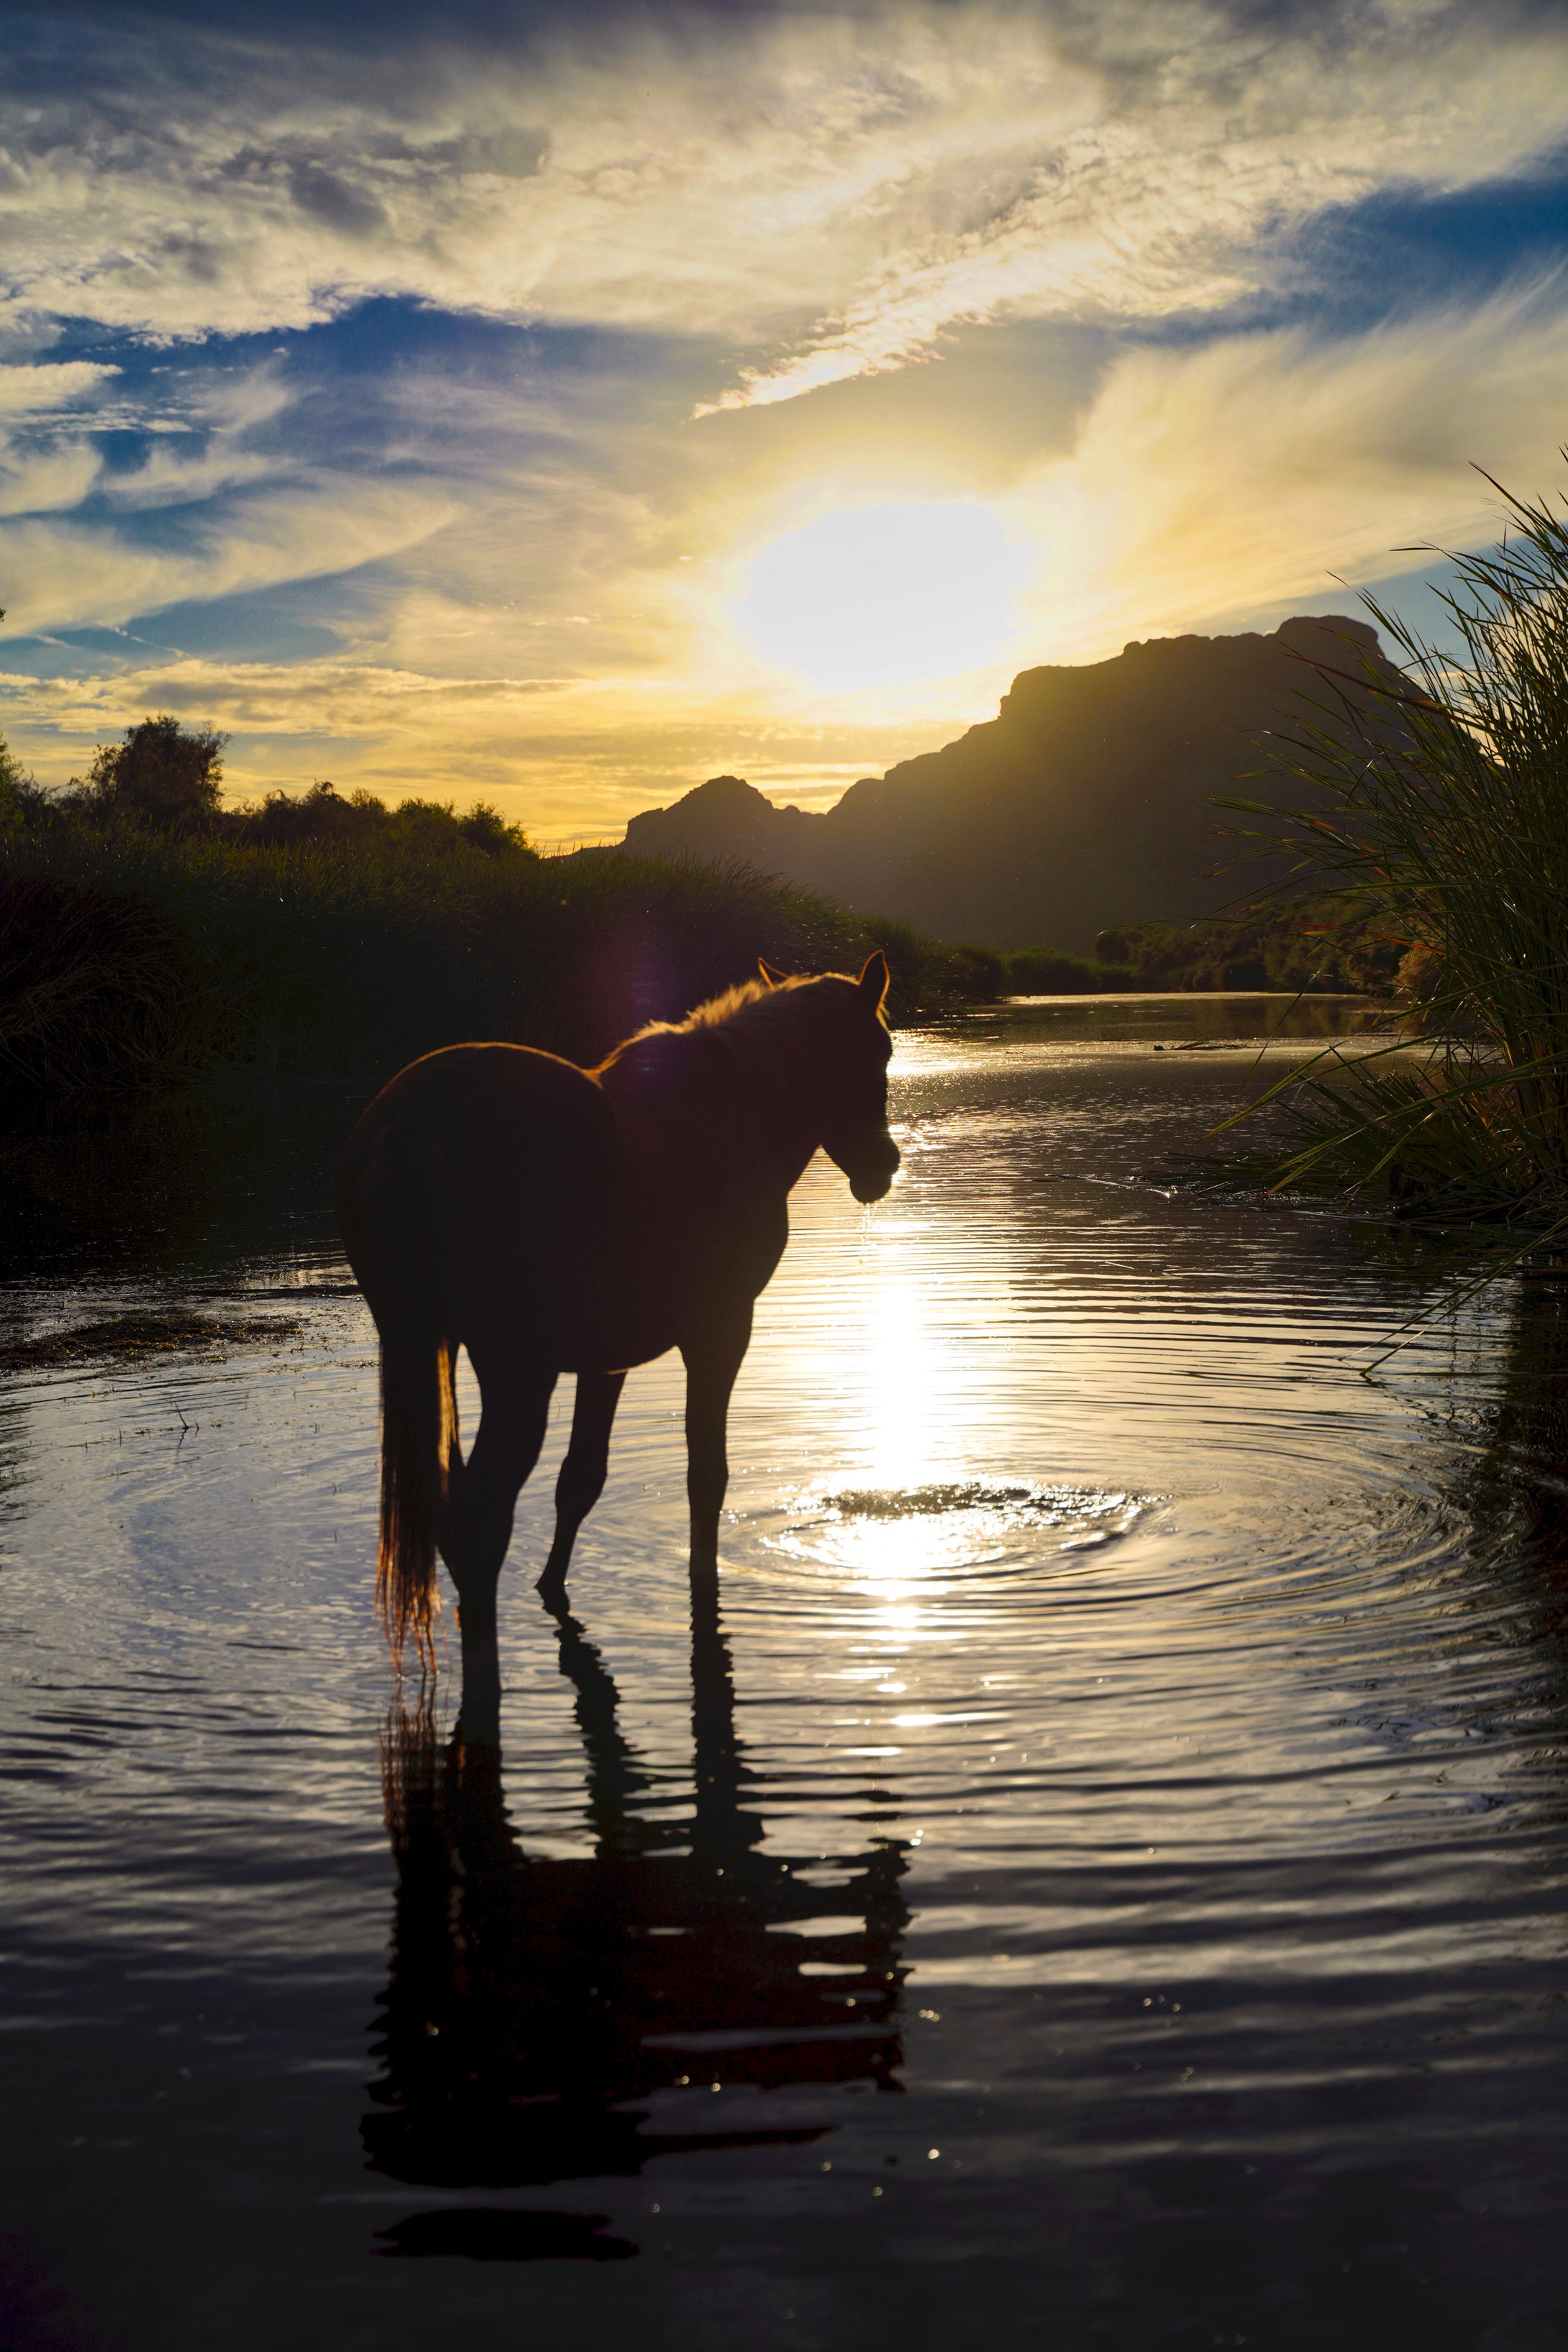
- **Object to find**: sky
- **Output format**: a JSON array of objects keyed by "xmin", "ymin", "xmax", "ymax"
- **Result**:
[{"xmin": 5, "ymin": 0, "xmax": 1568, "ymax": 838}]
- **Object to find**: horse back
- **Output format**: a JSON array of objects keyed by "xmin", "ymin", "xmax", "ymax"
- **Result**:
[{"xmin": 339, "ymin": 1044, "xmax": 619, "ymax": 1344}]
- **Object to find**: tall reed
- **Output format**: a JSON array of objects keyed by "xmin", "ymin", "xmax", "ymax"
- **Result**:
[{"xmin": 1220, "ymin": 478, "xmax": 1568, "ymax": 1226}]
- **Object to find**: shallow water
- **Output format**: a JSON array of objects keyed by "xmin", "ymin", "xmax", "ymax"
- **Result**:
[{"xmin": 4, "ymin": 998, "xmax": 1568, "ymax": 2351}]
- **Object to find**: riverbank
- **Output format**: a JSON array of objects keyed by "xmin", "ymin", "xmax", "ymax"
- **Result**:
[{"xmin": 0, "ymin": 818, "xmax": 1003, "ymax": 1095}]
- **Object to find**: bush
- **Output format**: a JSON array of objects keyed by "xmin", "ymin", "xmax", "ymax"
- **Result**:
[
  {"xmin": 0, "ymin": 871, "xmax": 193, "ymax": 1091},
  {"xmin": 1095, "ymin": 902, "xmax": 1402, "ymax": 995},
  {"xmin": 229, "ymin": 780, "xmax": 535, "ymax": 860},
  {"xmin": 63, "ymin": 715, "xmax": 228, "ymax": 832},
  {"xmin": 0, "ymin": 713, "xmax": 1003, "ymax": 1092},
  {"xmin": 1218, "ymin": 480, "xmax": 1568, "ymax": 1224},
  {"xmin": 1004, "ymin": 949, "xmax": 1136, "ymax": 993},
  {"xmin": 0, "ymin": 815, "xmax": 1000, "ymax": 1093}
]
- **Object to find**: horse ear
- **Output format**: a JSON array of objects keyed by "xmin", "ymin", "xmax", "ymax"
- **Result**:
[
  {"xmin": 858, "ymin": 949, "xmax": 890, "ymax": 1011},
  {"xmin": 759, "ymin": 957, "xmax": 789, "ymax": 988}
]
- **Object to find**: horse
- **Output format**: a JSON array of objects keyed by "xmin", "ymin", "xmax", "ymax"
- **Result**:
[{"xmin": 337, "ymin": 951, "xmax": 899, "ymax": 1716}]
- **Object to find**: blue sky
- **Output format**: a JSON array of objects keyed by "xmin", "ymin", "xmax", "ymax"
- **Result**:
[{"xmin": 5, "ymin": 0, "xmax": 1568, "ymax": 834}]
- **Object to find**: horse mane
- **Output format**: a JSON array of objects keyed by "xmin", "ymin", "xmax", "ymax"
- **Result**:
[{"xmin": 596, "ymin": 971, "xmax": 879, "ymax": 1091}]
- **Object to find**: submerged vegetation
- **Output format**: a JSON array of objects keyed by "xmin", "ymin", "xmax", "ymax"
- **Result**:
[
  {"xmin": 1220, "ymin": 481, "xmax": 1568, "ymax": 1229},
  {"xmin": 0, "ymin": 720, "xmax": 1001, "ymax": 1094}
]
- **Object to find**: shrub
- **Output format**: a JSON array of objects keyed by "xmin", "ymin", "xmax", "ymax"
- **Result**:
[
  {"xmin": 0, "ymin": 871, "xmax": 193, "ymax": 1091},
  {"xmin": 0, "ymin": 819, "xmax": 998, "ymax": 1093},
  {"xmin": 229, "ymin": 780, "xmax": 535, "ymax": 860},
  {"xmin": 1217, "ymin": 478, "xmax": 1568, "ymax": 1226},
  {"xmin": 1004, "ymin": 949, "xmax": 1136, "ymax": 994},
  {"xmin": 64, "ymin": 715, "xmax": 228, "ymax": 832},
  {"xmin": 1096, "ymin": 903, "xmax": 1401, "ymax": 995}
]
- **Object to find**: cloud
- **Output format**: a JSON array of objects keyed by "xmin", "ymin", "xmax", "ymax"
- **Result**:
[
  {"xmin": 0, "ymin": 480, "xmax": 460, "ymax": 633},
  {"xmin": 1006, "ymin": 276, "xmax": 1568, "ymax": 658},
  {"xmin": 11, "ymin": 3, "xmax": 1568, "ymax": 836},
  {"xmin": 704, "ymin": 9, "xmax": 1568, "ymax": 409},
  {"xmin": 0, "ymin": 361, "xmax": 120, "ymax": 413},
  {"xmin": 11, "ymin": 273, "xmax": 1568, "ymax": 831},
  {"xmin": 2, "ymin": 1, "xmax": 1568, "ymax": 399},
  {"xmin": 97, "ymin": 365, "xmax": 297, "ymax": 509},
  {"xmin": 0, "ymin": 642, "xmax": 974, "ymax": 834}
]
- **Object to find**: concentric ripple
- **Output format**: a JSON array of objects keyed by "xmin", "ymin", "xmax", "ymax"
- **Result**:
[{"xmin": 4, "ymin": 1006, "xmax": 1568, "ymax": 2350}]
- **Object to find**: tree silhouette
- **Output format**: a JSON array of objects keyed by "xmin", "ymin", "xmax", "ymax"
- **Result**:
[{"xmin": 81, "ymin": 714, "xmax": 228, "ymax": 831}]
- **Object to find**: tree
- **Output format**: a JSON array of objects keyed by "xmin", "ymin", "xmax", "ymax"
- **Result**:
[
  {"xmin": 78, "ymin": 715, "xmax": 228, "ymax": 831},
  {"xmin": 0, "ymin": 731, "xmax": 47, "ymax": 826}
]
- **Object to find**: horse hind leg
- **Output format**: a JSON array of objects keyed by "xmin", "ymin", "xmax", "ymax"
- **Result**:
[
  {"xmin": 438, "ymin": 1349, "xmax": 557, "ymax": 1736},
  {"xmin": 538, "ymin": 1370, "xmax": 626, "ymax": 1603}
]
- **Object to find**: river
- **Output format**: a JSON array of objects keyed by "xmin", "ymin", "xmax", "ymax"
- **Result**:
[{"xmin": 3, "ymin": 996, "xmax": 1567, "ymax": 2352}]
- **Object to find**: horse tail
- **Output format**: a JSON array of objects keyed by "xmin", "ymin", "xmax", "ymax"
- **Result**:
[
  {"xmin": 347, "ymin": 1112, "xmax": 460, "ymax": 1675},
  {"xmin": 377, "ymin": 1301, "xmax": 458, "ymax": 1674}
]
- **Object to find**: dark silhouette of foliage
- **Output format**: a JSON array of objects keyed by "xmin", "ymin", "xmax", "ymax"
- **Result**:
[
  {"xmin": 231, "ymin": 780, "xmax": 534, "ymax": 860},
  {"xmin": 1095, "ymin": 900, "xmax": 1403, "ymax": 995},
  {"xmin": 0, "ymin": 805, "xmax": 995, "ymax": 1093},
  {"xmin": 1216, "ymin": 478, "xmax": 1568, "ymax": 1229},
  {"xmin": 1004, "ymin": 949, "xmax": 1136, "ymax": 993},
  {"xmin": 68, "ymin": 714, "xmax": 229, "ymax": 832},
  {"xmin": 0, "ymin": 870, "xmax": 192, "ymax": 1090}
]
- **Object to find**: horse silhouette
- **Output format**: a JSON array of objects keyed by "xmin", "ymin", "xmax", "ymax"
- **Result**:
[
  {"xmin": 337, "ymin": 955, "xmax": 898, "ymax": 1716},
  {"xmin": 363, "ymin": 1576, "xmax": 908, "ymax": 2207}
]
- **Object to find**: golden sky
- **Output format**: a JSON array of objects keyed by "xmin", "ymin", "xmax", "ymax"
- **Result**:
[{"xmin": 6, "ymin": 1, "xmax": 1568, "ymax": 837}]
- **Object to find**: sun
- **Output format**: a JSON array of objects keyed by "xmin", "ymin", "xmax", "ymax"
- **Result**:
[{"xmin": 731, "ymin": 498, "xmax": 1033, "ymax": 693}]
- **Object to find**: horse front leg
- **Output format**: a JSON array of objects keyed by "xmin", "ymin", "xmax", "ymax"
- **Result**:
[
  {"xmin": 537, "ymin": 1369, "xmax": 626, "ymax": 1603},
  {"xmin": 680, "ymin": 1301, "xmax": 754, "ymax": 1583},
  {"xmin": 439, "ymin": 1354, "xmax": 556, "ymax": 1741}
]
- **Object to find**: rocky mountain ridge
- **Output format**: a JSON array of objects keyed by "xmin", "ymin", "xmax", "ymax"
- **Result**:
[{"xmin": 621, "ymin": 615, "xmax": 1395, "ymax": 951}]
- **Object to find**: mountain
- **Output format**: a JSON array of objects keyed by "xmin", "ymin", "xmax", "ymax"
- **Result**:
[{"xmin": 620, "ymin": 615, "xmax": 1397, "ymax": 952}]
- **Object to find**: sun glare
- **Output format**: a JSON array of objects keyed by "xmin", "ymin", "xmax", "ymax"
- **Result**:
[{"xmin": 733, "ymin": 499, "xmax": 1033, "ymax": 693}]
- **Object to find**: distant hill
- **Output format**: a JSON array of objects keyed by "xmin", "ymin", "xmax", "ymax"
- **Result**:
[{"xmin": 621, "ymin": 616, "xmax": 1399, "ymax": 952}]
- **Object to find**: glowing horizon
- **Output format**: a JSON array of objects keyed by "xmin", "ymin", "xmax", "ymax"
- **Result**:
[{"xmin": 2, "ymin": 4, "xmax": 1568, "ymax": 836}]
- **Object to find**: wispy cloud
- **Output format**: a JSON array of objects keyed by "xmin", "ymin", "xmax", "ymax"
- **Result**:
[
  {"xmin": 0, "ymin": 648, "xmax": 969, "ymax": 832},
  {"xmin": 0, "ymin": 480, "xmax": 460, "ymax": 634},
  {"xmin": 4, "ymin": 4, "xmax": 1568, "ymax": 393},
  {"xmin": 0, "ymin": 362, "xmax": 120, "ymax": 414},
  {"xmin": 1005, "ymin": 275, "xmax": 1568, "ymax": 660}
]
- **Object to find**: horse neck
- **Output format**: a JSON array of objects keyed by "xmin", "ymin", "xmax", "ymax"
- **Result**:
[
  {"xmin": 603, "ymin": 1010, "xmax": 832, "ymax": 1188},
  {"xmin": 714, "ymin": 1005, "xmax": 840, "ymax": 1181}
]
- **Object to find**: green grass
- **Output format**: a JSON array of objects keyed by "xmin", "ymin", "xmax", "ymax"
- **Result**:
[
  {"xmin": 1095, "ymin": 901, "xmax": 1402, "ymax": 996},
  {"xmin": 1216, "ymin": 477, "xmax": 1568, "ymax": 1229},
  {"xmin": 1002, "ymin": 949, "xmax": 1136, "ymax": 994},
  {"xmin": 0, "ymin": 814, "xmax": 1002, "ymax": 1093}
]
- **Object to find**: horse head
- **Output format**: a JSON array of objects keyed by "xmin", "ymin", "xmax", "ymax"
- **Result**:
[{"xmin": 762, "ymin": 950, "xmax": 901, "ymax": 1203}]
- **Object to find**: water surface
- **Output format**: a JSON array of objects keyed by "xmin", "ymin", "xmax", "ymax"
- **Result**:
[{"xmin": 4, "ymin": 997, "xmax": 1568, "ymax": 2351}]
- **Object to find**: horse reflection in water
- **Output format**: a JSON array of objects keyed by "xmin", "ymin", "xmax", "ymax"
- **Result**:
[{"xmin": 364, "ymin": 1579, "xmax": 909, "ymax": 2196}]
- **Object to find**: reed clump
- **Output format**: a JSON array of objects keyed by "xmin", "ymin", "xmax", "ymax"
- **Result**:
[
  {"xmin": 0, "ymin": 767, "xmax": 998, "ymax": 1093},
  {"xmin": 1219, "ymin": 478, "xmax": 1568, "ymax": 1226}
]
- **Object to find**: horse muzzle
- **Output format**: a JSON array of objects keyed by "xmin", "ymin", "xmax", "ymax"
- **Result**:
[{"xmin": 842, "ymin": 1133, "xmax": 901, "ymax": 1203}]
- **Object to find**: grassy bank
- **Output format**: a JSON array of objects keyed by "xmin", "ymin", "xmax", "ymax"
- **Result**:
[
  {"xmin": 0, "ymin": 802, "xmax": 1003, "ymax": 1094},
  {"xmin": 1093, "ymin": 900, "xmax": 1404, "ymax": 995},
  {"xmin": 1217, "ymin": 480, "xmax": 1568, "ymax": 1228},
  {"xmin": 998, "ymin": 899, "xmax": 1403, "ymax": 998},
  {"xmin": 1002, "ymin": 949, "xmax": 1136, "ymax": 993}
]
